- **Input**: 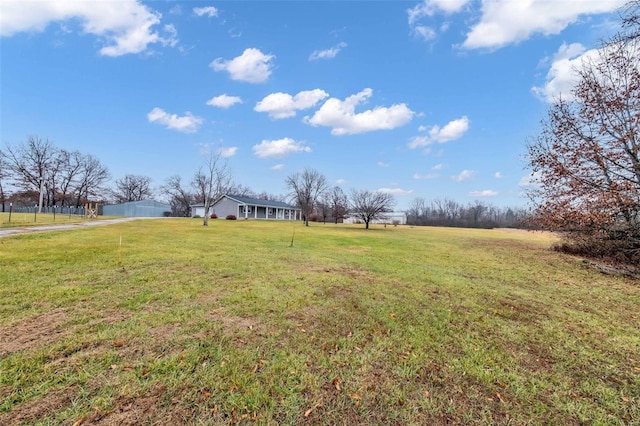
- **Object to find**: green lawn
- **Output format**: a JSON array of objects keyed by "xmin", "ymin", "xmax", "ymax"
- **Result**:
[
  {"xmin": 0, "ymin": 219, "xmax": 638, "ymax": 425},
  {"xmin": 0, "ymin": 211, "xmax": 105, "ymax": 228}
]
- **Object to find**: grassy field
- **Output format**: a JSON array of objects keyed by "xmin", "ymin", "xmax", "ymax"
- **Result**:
[
  {"xmin": 0, "ymin": 212, "xmax": 103, "ymax": 228},
  {"xmin": 0, "ymin": 219, "xmax": 638, "ymax": 425}
]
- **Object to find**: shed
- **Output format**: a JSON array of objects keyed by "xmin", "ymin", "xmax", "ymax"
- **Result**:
[{"xmin": 102, "ymin": 200, "xmax": 171, "ymax": 217}]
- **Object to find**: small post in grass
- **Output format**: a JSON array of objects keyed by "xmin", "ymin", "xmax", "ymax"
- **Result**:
[
  {"xmin": 53, "ymin": 205, "xmax": 56, "ymax": 221},
  {"xmin": 34, "ymin": 204, "xmax": 37, "ymax": 223},
  {"xmin": 8, "ymin": 202, "xmax": 12, "ymax": 223}
]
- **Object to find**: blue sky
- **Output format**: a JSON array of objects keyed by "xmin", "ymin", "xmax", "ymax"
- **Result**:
[{"xmin": 1, "ymin": 0, "xmax": 627, "ymax": 209}]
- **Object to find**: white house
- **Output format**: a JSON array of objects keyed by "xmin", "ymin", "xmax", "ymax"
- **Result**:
[{"xmin": 191, "ymin": 194, "xmax": 301, "ymax": 220}]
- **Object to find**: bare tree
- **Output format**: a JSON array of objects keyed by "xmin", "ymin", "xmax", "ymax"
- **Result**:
[
  {"xmin": 73, "ymin": 154, "xmax": 110, "ymax": 207},
  {"xmin": 527, "ymin": 9, "xmax": 640, "ymax": 262},
  {"xmin": 285, "ymin": 168, "xmax": 328, "ymax": 226},
  {"xmin": 0, "ymin": 149, "xmax": 9, "ymax": 211},
  {"xmin": 349, "ymin": 189, "xmax": 395, "ymax": 229},
  {"xmin": 621, "ymin": 0, "xmax": 640, "ymax": 42},
  {"xmin": 192, "ymin": 152, "xmax": 232, "ymax": 226},
  {"xmin": 326, "ymin": 186, "xmax": 348, "ymax": 224},
  {"xmin": 112, "ymin": 174, "xmax": 153, "ymax": 203},
  {"xmin": 162, "ymin": 175, "xmax": 194, "ymax": 217},
  {"xmin": 4, "ymin": 136, "xmax": 56, "ymax": 211}
]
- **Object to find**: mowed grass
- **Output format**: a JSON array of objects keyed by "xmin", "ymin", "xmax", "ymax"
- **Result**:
[
  {"xmin": 0, "ymin": 219, "xmax": 638, "ymax": 425},
  {"xmin": 0, "ymin": 212, "xmax": 113, "ymax": 228}
]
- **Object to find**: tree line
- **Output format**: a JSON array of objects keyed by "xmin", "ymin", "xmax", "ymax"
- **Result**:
[
  {"xmin": 0, "ymin": 136, "xmax": 109, "ymax": 211},
  {"xmin": 405, "ymin": 197, "xmax": 530, "ymax": 229},
  {"xmin": 1, "ymin": 140, "xmax": 527, "ymax": 230}
]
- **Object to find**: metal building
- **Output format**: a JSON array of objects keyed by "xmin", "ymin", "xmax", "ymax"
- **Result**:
[{"xmin": 102, "ymin": 200, "xmax": 171, "ymax": 218}]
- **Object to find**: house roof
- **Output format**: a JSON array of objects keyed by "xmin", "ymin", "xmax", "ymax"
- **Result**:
[
  {"xmin": 224, "ymin": 194, "xmax": 298, "ymax": 209},
  {"xmin": 191, "ymin": 194, "xmax": 298, "ymax": 210}
]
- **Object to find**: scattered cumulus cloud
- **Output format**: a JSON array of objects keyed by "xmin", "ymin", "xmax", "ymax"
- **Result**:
[
  {"xmin": 252, "ymin": 137, "xmax": 312, "ymax": 158},
  {"xmin": 412, "ymin": 25, "xmax": 437, "ymax": 41},
  {"xmin": 409, "ymin": 116, "xmax": 469, "ymax": 149},
  {"xmin": 378, "ymin": 188, "xmax": 414, "ymax": 196},
  {"xmin": 255, "ymin": 89, "xmax": 329, "ymax": 119},
  {"xmin": 305, "ymin": 88, "xmax": 414, "ymax": 135},
  {"xmin": 407, "ymin": 0, "xmax": 469, "ymax": 41},
  {"xmin": 271, "ymin": 164, "xmax": 285, "ymax": 170},
  {"xmin": 432, "ymin": 163, "xmax": 445, "ymax": 170},
  {"xmin": 407, "ymin": 0, "xmax": 624, "ymax": 50},
  {"xmin": 469, "ymin": 190, "xmax": 498, "ymax": 197},
  {"xmin": 309, "ymin": 42, "xmax": 347, "ymax": 61},
  {"xmin": 193, "ymin": 6, "xmax": 218, "ymax": 18},
  {"xmin": 461, "ymin": 0, "xmax": 626, "ymax": 50},
  {"xmin": 494, "ymin": 172, "xmax": 503, "ymax": 178},
  {"xmin": 217, "ymin": 146, "xmax": 237, "ymax": 157},
  {"xmin": 0, "ymin": 0, "xmax": 177, "ymax": 56},
  {"xmin": 452, "ymin": 169, "xmax": 475, "ymax": 182},
  {"xmin": 408, "ymin": 0, "xmax": 469, "ymax": 26},
  {"xmin": 378, "ymin": 161, "xmax": 390, "ymax": 168},
  {"xmin": 531, "ymin": 43, "xmax": 599, "ymax": 102},
  {"xmin": 336, "ymin": 179, "xmax": 347, "ymax": 185},
  {"xmin": 210, "ymin": 48, "xmax": 274, "ymax": 83},
  {"xmin": 206, "ymin": 94, "xmax": 243, "ymax": 108},
  {"xmin": 147, "ymin": 107, "xmax": 203, "ymax": 133}
]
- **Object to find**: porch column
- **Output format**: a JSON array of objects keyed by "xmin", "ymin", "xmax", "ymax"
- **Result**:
[{"xmin": 254, "ymin": 205, "xmax": 257, "ymax": 219}]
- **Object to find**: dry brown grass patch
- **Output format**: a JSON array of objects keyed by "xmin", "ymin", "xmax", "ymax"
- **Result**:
[
  {"xmin": 0, "ymin": 386, "xmax": 78, "ymax": 425},
  {"xmin": 0, "ymin": 308, "xmax": 68, "ymax": 357}
]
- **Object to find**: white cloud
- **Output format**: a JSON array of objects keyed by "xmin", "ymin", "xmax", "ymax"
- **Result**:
[
  {"xmin": 408, "ymin": 116, "xmax": 469, "ymax": 148},
  {"xmin": 193, "ymin": 6, "xmax": 218, "ymax": 18},
  {"xmin": 494, "ymin": 172, "xmax": 503, "ymax": 178},
  {"xmin": 309, "ymin": 42, "xmax": 347, "ymax": 61},
  {"xmin": 252, "ymin": 137, "xmax": 312, "ymax": 158},
  {"xmin": 519, "ymin": 171, "xmax": 542, "ymax": 187},
  {"xmin": 378, "ymin": 161, "xmax": 390, "ymax": 168},
  {"xmin": 255, "ymin": 89, "xmax": 329, "ymax": 119},
  {"xmin": 217, "ymin": 146, "xmax": 238, "ymax": 157},
  {"xmin": 462, "ymin": 0, "xmax": 626, "ymax": 50},
  {"xmin": 408, "ymin": 0, "xmax": 469, "ymax": 26},
  {"xmin": 0, "ymin": 0, "xmax": 176, "ymax": 56},
  {"xmin": 412, "ymin": 25, "xmax": 437, "ymax": 41},
  {"xmin": 432, "ymin": 163, "xmax": 445, "ymax": 170},
  {"xmin": 408, "ymin": 0, "xmax": 469, "ymax": 41},
  {"xmin": 336, "ymin": 179, "xmax": 347, "ymax": 185},
  {"xmin": 305, "ymin": 88, "xmax": 414, "ymax": 135},
  {"xmin": 271, "ymin": 164, "xmax": 285, "ymax": 170},
  {"xmin": 210, "ymin": 48, "xmax": 274, "ymax": 83},
  {"xmin": 206, "ymin": 94, "xmax": 243, "ymax": 108},
  {"xmin": 378, "ymin": 188, "xmax": 414, "ymax": 196},
  {"xmin": 413, "ymin": 173, "xmax": 440, "ymax": 180},
  {"xmin": 531, "ymin": 43, "xmax": 599, "ymax": 103},
  {"xmin": 469, "ymin": 190, "xmax": 498, "ymax": 197},
  {"xmin": 418, "ymin": 125, "xmax": 427, "ymax": 132},
  {"xmin": 147, "ymin": 107, "xmax": 203, "ymax": 133},
  {"xmin": 452, "ymin": 169, "xmax": 475, "ymax": 182}
]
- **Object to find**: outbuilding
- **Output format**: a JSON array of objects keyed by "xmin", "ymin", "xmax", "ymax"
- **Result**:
[{"xmin": 102, "ymin": 200, "xmax": 171, "ymax": 218}]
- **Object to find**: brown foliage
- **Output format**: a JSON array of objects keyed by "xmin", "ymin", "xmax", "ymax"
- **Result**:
[{"xmin": 527, "ymin": 10, "xmax": 640, "ymax": 263}]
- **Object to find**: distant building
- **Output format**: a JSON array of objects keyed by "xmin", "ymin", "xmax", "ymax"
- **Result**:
[
  {"xmin": 191, "ymin": 194, "xmax": 301, "ymax": 220},
  {"xmin": 343, "ymin": 211, "xmax": 407, "ymax": 225},
  {"xmin": 102, "ymin": 200, "xmax": 171, "ymax": 217}
]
